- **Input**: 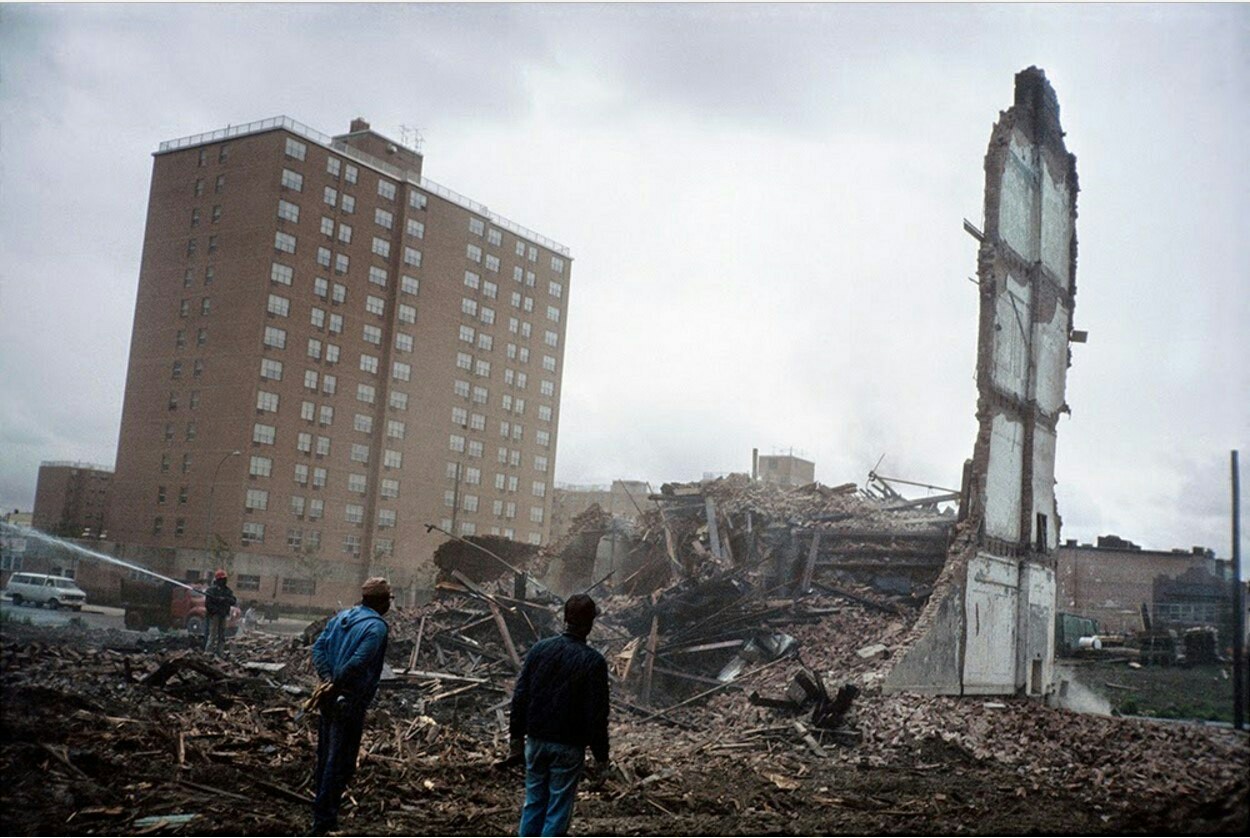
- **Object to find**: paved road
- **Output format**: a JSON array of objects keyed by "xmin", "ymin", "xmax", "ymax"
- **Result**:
[{"xmin": 0, "ymin": 596, "xmax": 126, "ymax": 631}]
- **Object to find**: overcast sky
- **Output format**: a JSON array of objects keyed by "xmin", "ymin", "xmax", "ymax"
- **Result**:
[{"xmin": 0, "ymin": 3, "xmax": 1246, "ymax": 561}]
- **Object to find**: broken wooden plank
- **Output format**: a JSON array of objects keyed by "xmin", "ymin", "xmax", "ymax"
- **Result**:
[
  {"xmin": 799, "ymin": 530, "xmax": 821, "ymax": 595},
  {"xmin": 641, "ymin": 615, "xmax": 659, "ymax": 706},
  {"xmin": 409, "ymin": 615, "xmax": 426, "ymax": 670},
  {"xmin": 488, "ymin": 600, "xmax": 522, "ymax": 670}
]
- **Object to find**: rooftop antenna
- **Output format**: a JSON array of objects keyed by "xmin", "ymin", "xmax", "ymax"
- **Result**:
[{"xmin": 399, "ymin": 124, "xmax": 424, "ymax": 153}]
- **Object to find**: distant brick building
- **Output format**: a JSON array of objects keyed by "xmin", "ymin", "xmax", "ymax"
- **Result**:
[
  {"xmin": 550, "ymin": 480, "xmax": 650, "ymax": 540},
  {"xmin": 32, "ymin": 462, "xmax": 113, "ymax": 539},
  {"xmin": 754, "ymin": 452, "xmax": 815, "ymax": 488},
  {"xmin": 1056, "ymin": 535, "xmax": 1233, "ymax": 638}
]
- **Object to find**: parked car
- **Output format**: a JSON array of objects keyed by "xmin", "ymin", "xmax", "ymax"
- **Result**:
[
  {"xmin": 4, "ymin": 573, "xmax": 88, "ymax": 610},
  {"xmin": 119, "ymin": 578, "xmax": 241, "ymax": 635}
]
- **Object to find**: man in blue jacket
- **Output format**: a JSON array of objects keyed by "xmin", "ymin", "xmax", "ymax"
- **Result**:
[
  {"xmin": 310, "ymin": 577, "xmax": 392, "ymax": 835},
  {"xmin": 509, "ymin": 594, "xmax": 610, "ymax": 836}
]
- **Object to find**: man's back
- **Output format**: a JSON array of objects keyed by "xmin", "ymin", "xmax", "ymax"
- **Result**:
[{"xmin": 510, "ymin": 632, "xmax": 609, "ymax": 761}]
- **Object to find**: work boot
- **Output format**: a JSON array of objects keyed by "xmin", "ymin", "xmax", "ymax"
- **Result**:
[{"xmin": 310, "ymin": 819, "xmax": 337, "ymax": 836}]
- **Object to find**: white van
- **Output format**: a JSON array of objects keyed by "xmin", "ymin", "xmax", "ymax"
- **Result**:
[{"xmin": 4, "ymin": 573, "xmax": 88, "ymax": 610}]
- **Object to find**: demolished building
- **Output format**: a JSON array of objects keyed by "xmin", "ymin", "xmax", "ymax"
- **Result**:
[{"xmin": 884, "ymin": 67, "xmax": 1080, "ymax": 696}]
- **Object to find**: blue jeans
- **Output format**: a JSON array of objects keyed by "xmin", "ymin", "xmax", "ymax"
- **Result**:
[
  {"xmin": 313, "ymin": 703, "xmax": 365, "ymax": 829},
  {"xmin": 519, "ymin": 738, "xmax": 584, "ymax": 836}
]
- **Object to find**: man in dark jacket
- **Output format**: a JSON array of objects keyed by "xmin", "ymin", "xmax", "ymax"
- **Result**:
[
  {"xmin": 509, "ymin": 594, "xmax": 609, "ymax": 836},
  {"xmin": 310, "ymin": 577, "xmax": 391, "ymax": 835},
  {"xmin": 203, "ymin": 570, "xmax": 236, "ymax": 656}
]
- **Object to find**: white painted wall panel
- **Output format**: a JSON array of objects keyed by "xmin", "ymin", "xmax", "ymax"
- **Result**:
[
  {"xmin": 984, "ymin": 414, "xmax": 1024, "ymax": 541},
  {"xmin": 991, "ymin": 275, "xmax": 1031, "ymax": 398},
  {"xmin": 1031, "ymin": 302, "xmax": 1070, "ymax": 415},
  {"xmin": 997, "ymin": 136, "xmax": 1038, "ymax": 261},
  {"xmin": 964, "ymin": 552, "xmax": 1020, "ymax": 693},
  {"xmin": 1031, "ymin": 428, "xmax": 1059, "ymax": 550},
  {"xmin": 1040, "ymin": 161, "xmax": 1072, "ymax": 288},
  {"xmin": 1016, "ymin": 563, "xmax": 1056, "ymax": 694}
]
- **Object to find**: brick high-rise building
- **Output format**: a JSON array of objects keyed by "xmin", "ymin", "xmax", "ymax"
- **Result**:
[
  {"xmin": 109, "ymin": 116, "xmax": 572, "ymax": 604},
  {"xmin": 32, "ymin": 462, "xmax": 113, "ymax": 539}
]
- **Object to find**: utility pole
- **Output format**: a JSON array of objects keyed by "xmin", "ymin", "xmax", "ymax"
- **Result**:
[{"xmin": 1231, "ymin": 450, "xmax": 1244, "ymax": 731}]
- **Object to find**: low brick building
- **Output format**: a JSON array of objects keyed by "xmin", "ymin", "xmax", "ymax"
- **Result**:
[{"xmin": 32, "ymin": 462, "xmax": 113, "ymax": 539}]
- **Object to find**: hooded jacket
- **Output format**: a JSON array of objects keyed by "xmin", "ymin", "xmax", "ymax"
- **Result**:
[
  {"xmin": 509, "ymin": 631, "xmax": 610, "ymax": 762},
  {"xmin": 311, "ymin": 605, "xmax": 389, "ymax": 708}
]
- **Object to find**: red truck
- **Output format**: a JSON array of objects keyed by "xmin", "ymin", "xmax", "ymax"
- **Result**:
[{"xmin": 120, "ymin": 578, "xmax": 242, "ymax": 635}]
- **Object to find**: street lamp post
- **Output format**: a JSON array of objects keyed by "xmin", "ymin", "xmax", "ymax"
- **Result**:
[{"xmin": 205, "ymin": 450, "xmax": 242, "ymax": 560}]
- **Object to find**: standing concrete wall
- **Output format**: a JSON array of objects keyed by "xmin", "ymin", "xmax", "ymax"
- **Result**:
[{"xmin": 886, "ymin": 67, "xmax": 1078, "ymax": 696}]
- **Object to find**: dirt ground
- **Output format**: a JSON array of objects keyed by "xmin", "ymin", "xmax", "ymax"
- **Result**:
[{"xmin": 2, "ymin": 614, "xmax": 1246, "ymax": 837}]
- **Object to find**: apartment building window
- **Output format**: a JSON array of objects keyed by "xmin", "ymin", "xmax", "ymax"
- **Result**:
[
  {"xmin": 335, "ymin": 254, "xmax": 350, "ymax": 275},
  {"xmin": 546, "ymin": 306, "xmax": 561, "ymax": 323},
  {"xmin": 472, "ymin": 385, "xmax": 488, "ymax": 405},
  {"xmin": 253, "ymin": 423, "xmax": 276, "ymax": 445},
  {"xmin": 342, "ymin": 536, "xmax": 361, "ymax": 557},
  {"xmin": 197, "ymin": 328, "xmax": 208, "ymax": 348},
  {"xmin": 287, "ymin": 528, "xmax": 303, "ymax": 551},
  {"xmin": 190, "ymin": 208, "xmax": 201, "ymax": 228},
  {"xmin": 371, "ymin": 237, "xmax": 391, "ymax": 259},
  {"xmin": 241, "ymin": 522, "xmax": 265, "ymax": 545},
  {"xmin": 277, "ymin": 199, "xmax": 300, "ymax": 223},
  {"xmin": 549, "ymin": 281, "xmax": 563, "ymax": 299},
  {"xmin": 474, "ymin": 360, "xmax": 491, "ymax": 378},
  {"xmin": 294, "ymin": 464, "xmax": 309, "ymax": 486},
  {"xmin": 245, "ymin": 489, "xmax": 269, "ymax": 511},
  {"xmin": 462, "ymin": 298, "xmax": 478, "ymax": 317},
  {"xmin": 542, "ymin": 355, "xmax": 557, "ymax": 373},
  {"xmin": 408, "ymin": 189, "xmax": 426, "ymax": 210},
  {"xmin": 520, "ymin": 321, "xmax": 532, "ymax": 339},
  {"xmin": 405, "ymin": 218, "xmax": 424, "ymax": 239},
  {"xmin": 291, "ymin": 494, "xmax": 307, "ymax": 516},
  {"xmin": 256, "ymin": 390, "xmax": 280, "ymax": 412},
  {"xmin": 318, "ymin": 405, "xmax": 334, "ymax": 426},
  {"xmin": 468, "ymin": 440, "xmax": 484, "ymax": 459},
  {"xmin": 350, "ymin": 444, "xmax": 370, "ymax": 464},
  {"xmin": 458, "ymin": 325, "xmax": 475, "ymax": 345},
  {"xmin": 284, "ymin": 137, "xmax": 307, "ymax": 161},
  {"xmin": 392, "ymin": 361, "xmax": 411, "ymax": 382},
  {"xmin": 326, "ymin": 157, "xmax": 341, "ymax": 178},
  {"xmin": 313, "ymin": 277, "xmax": 329, "ymax": 299},
  {"xmin": 160, "ymin": 454, "xmax": 170, "ymax": 473},
  {"xmin": 357, "ymin": 383, "xmax": 375, "ymax": 404},
  {"xmin": 454, "ymin": 380, "xmax": 471, "ymax": 399},
  {"xmin": 274, "ymin": 232, "xmax": 296, "ymax": 254},
  {"xmin": 337, "ymin": 223, "xmax": 352, "ymax": 244},
  {"xmin": 194, "ymin": 177, "xmax": 205, "ymax": 196},
  {"xmin": 380, "ymin": 478, "xmax": 400, "ymax": 499},
  {"xmin": 297, "ymin": 432, "xmax": 313, "ymax": 453},
  {"xmin": 360, "ymin": 354, "xmax": 379, "ymax": 375},
  {"xmin": 469, "ymin": 218, "xmax": 485, "ymax": 236},
  {"xmin": 345, "ymin": 504, "xmax": 364, "ymax": 524},
  {"xmin": 532, "ymin": 481, "xmax": 547, "ymax": 498},
  {"xmin": 250, "ymin": 456, "xmax": 272, "ymax": 478},
  {"xmin": 377, "ymin": 509, "xmax": 397, "ymax": 529},
  {"xmin": 215, "ymin": 174, "xmax": 225, "ymax": 193},
  {"xmin": 315, "ymin": 436, "xmax": 330, "ymax": 456},
  {"xmin": 330, "ymin": 283, "xmax": 346, "ymax": 306},
  {"xmin": 523, "ymin": 297, "xmax": 534, "ymax": 313},
  {"xmin": 530, "ymin": 506, "xmax": 544, "ymax": 524},
  {"xmin": 485, "ymin": 254, "xmax": 500, "ymax": 273},
  {"xmin": 267, "ymin": 294, "xmax": 290, "ymax": 318},
  {"xmin": 368, "ymin": 266, "xmax": 388, "ymax": 288},
  {"xmin": 354, "ymin": 413, "xmax": 373, "ymax": 434},
  {"xmin": 200, "ymin": 297, "xmax": 212, "ymax": 316},
  {"xmin": 374, "ymin": 207, "xmax": 394, "ymax": 230},
  {"xmin": 312, "ymin": 468, "xmax": 327, "ymax": 489},
  {"xmin": 176, "ymin": 330, "xmax": 187, "ymax": 349},
  {"xmin": 527, "ymin": 245, "xmax": 538, "ymax": 262},
  {"xmin": 377, "ymin": 179, "xmax": 396, "ymax": 201},
  {"xmin": 463, "ymin": 271, "xmax": 482, "ymax": 292},
  {"xmin": 544, "ymin": 330, "xmax": 558, "ymax": 348},
  {"xmin": 449, "ymin": 434, "xmax": 466, "ymax": 453},
  {"xmin": 499, "ymin": 420, "xmax": 511, "ymax": 439},
  {"xmin": 157, "ymin": 484, "xmax": 168, "ymax": 504},
  {"xmin": 186, "ymin": 422, "xmax": 200, "ymax": 442},
  {"xmin": 218, "ymin": 145, "xmax": 231, "ymax": 163},
  {"xmin": 395, "ymin": 333, "xmax": 414, "ymax": 352},
  {"xmin": 319, "ymin": 216, "xmax": 334, "ymax": 237},
  {"xmin": 190, "ymin": 389, "xmax": 201, "ymax": 409},
  {"xmin": 181, "ymin": 454, "xmax": 193, "ymax": 474},
  {"xmin": 307, "ymin": 338, "xmax": 322, "ymax": 360},
  {"xmin": 397, "ymin": 303, "xmax": 416, "ymax": 325},
  {"xmin": 171, "ymin": 360, "xmax": 183, "ymax": 380},
  {"xmin": 341, "ymin": 194, "xmax": 355, "ymax": 213},
  {"xmin": 456, "ymin": 352, "xmax": 473, "ymax": 371},
  {"xmin": 488, "ymin": 228, "xmax": 502, "ymax": 246},
  {"xmin": 260, "ymin": 359, "xmax": 283, "ymax": 380},
  {"xmin": 480, "ymin": 307, "xmax": 495, "ymax": 325},
  {"xmin": 525, "ymin": 271, "xmax": 536, "ymax": 287},
  {"xmin": 536, "ymin": 430, "xmax": 550, "ymax": 447},
  {"xmin": 401, "ymin": 275, "xmax": 419, "ymax": 296},
  {"xmin": 324, "ymin": 186, "xmax": 338, "ymax": 207},
  {"xmin": 510, "ymin": 291, "xmax": 522, "ymax": 309},
  {"xmin": 153, "ymin": 516, "xmax": 164, "ymax": 535},
  {"xmin": 281, "ymin": 168, "xmax": 303, "ymax": 192},
  {"xmin": 345, "ymin": 473, "xmax": 366, "ymax": 495},
  {"xmin": 477, "ymin": 334, "xmax": 493, "ymax": 352},
  {"xmin": 452, "ymin": 406, "xmax": 468, "ymax": 426},
  {"xmin": 466, "ymin": 244, "xmax": 482, "ymax": 263},
  {"xmin": 534, "ymin": 455, "xmax": 548, "ymax": 473},
  {"xmin": 364, "ymin": 296, "xmax": 385, "ymax": 318},
  {"xmin": 540, "ymin": 380, "xmax": 555, "ymax": 397},
  {"xmin": 322, "ymin": 374, "xmax": 336, "ymax": 395},
  {"xmin": 384, "ymin": 449, "xmax": 402, "ymax": 469},
  {"xmin": 538, "ymin": 405, "xmax": 553, "ymax": 422},
  {"xmin": 187, "ymin": 239, "xmax": 197, "ymax": 257},
  {"xmin": 403, "ymin": 247, "xmax": 422, "ymax": 268},
  {"xmin": 303, "ymin": 370, "xmax": 318, "ymax": 390},
  {"xmin": 515, "ymin": 241, "xmax": 526, "ymax": 257},
  {"xmin": 263, "ymin": 326, "xmax": 286, "ymax": 349},
  {"xmin": 462, "ymin": 494, "xmax": 479, "ymax": 513},
  {"xmin": 204, "ymin": 266, "xmax": 216, "ymax": 288}
]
